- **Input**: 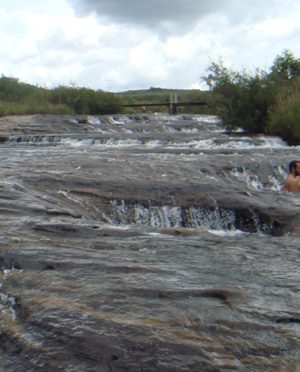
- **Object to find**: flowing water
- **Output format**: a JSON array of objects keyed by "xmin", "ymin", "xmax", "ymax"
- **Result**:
[{"xmin": 0, "ymin": 114, "xmax": 299, "ymax": 370}]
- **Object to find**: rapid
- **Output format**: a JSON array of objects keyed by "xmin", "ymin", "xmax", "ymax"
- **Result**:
[{"xmin": 0, "ymin": 114, "xmax": 299, "ymax": 370}]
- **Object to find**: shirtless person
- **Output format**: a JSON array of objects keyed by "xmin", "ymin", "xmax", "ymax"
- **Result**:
[{"xmin": 283, "ymin": 160, "xmax": 300, "ymax": 192}]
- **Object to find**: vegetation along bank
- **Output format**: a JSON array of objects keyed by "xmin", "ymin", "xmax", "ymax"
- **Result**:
[{"xmin": 0, "ymin": 49, "xmax": 299, "ymax": 144}]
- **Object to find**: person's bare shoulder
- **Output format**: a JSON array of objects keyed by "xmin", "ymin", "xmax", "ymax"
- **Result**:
[{"xmin": 282, "ymin": 175, "xmax": 300, "ymax": 192}]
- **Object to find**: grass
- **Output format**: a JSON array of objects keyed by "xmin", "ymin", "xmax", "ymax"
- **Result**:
[{"xmin": 0, "ymin": 101, "xmax": 74, "ymax": 117}]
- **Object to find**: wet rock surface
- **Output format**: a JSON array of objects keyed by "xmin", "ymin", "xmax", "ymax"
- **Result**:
[{"xmin": 0, "ymin": 114, "xmax": 299, "ymax": 370}]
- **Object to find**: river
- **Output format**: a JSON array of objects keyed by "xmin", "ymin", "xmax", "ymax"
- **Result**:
[{"xmin": 0, "ymin": 114, "xmax": 299, "ymax": 371}]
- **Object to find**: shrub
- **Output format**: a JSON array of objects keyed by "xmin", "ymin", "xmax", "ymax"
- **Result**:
[
  {"xmin": 203, "ymin": 50, "xmax": 300, "ymax": 137},
  {"xmin": 203, "ymin": 62, "xmax": 274, "ymax": 132},
  {"xmin": 267, "ymin": 78, "xmax": 300, "ymax": 144},
  {"xmin": 0, "ymin": 76, "xmax": 122, "ymax": 116},
  {"xmin": 0, "ymin": 101, "xmax": 73, "ymax": 117},
  {"xmin": 49, "ymin": 86, "xmax": 121, "ymax": 114}
]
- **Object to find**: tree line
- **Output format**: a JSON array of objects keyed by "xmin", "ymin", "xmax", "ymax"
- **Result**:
[
  {"xmin": 203, "ymin": 49, "xmax": 300, "ymax": 145},
  {"xmin": 1, "ymin": 49, "xmax": 300, "ymax": 145},
  {"xmin": 0, "ymin": 77, "xmax": 121, "ymax": 116}
]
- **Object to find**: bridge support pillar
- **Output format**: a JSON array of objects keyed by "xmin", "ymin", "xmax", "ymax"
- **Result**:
[
  {"xmin": 169, "ymin": 93, "xmax": 178, "ymax": 115},
  {"xmin": 169, "ymin": 103, "xmax": 178, "ymax": 115}
]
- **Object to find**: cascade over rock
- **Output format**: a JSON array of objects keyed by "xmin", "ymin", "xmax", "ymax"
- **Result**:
[{"xmin": 0, "ymin": 114, "xmax": 299, "ymax": 370}]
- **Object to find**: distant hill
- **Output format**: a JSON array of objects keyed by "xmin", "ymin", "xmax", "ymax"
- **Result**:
[{"xmin": 117, "ymin": 87, "xmax": 200, "ymax": 95}]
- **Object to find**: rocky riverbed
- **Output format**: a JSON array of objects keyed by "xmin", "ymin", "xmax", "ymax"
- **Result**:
[{"xmin": 0, "ymin": 114, "xmax": 299, "ymax": 371}]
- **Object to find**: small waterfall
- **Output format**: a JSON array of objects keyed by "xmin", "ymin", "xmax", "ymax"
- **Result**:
[
  {"xmin": 107, "ymin": 200, "xmax": 274, "ymax": 233},
  {"xmin": 111, "ymin": 200, "xmax": 183, "ymax": 228},
  {"xmin": 268, "ymin": 165, "xmax": 287, "ymax": 191},
  {"xmin": 0, "ymin": 267, "xmax": 21, "ymax": 320},
  {"xmin": 231, "ymin": 167, "xmax": 264, "ymax": 191},
  {"xmin": 8, "ymin": 135, "xmax": 62, "ymax": 144},
  {"xmin": 186, "ymin": 206, "xmax": 235, "ymax": 230},
  {"xmin": 133, "ymin": 204, "xmax": 183, "ymax": 228},
  {"xmin": 0, "ymin": 291, "xmax": 17, "ymax": 320},
  {"xmin": 61, "ymin": 138, "xmax": 143, "ymax": 147},
  {"xmin": 230, "ymin": 166, "xmax": 287, "ymax": 192}
]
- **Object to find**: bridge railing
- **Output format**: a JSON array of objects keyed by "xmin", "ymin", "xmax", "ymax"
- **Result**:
[{"xmin": 121, "ymin": 101, "xmax": 207, "ymax": 115}]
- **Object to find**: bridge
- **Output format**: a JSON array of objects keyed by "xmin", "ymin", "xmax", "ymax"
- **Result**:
[{"xmin": 121, "ymin": 94, "xmax": 207, "ymax": 115}]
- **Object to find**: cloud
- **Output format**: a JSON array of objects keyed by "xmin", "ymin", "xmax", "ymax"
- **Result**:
[
  {"xmin": 1, "ymin": 0, "xmax": 300, "ymax": 92},
  {"xmin": 69, "ymin": 0, "xmax": 232, "ymax": 33},
  {"xmin": 69, "ymin": 0, "xmax": 300, "ymax": 36}
]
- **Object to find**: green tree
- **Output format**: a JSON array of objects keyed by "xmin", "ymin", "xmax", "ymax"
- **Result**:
[
  {"xmin": 269, "ymin": 49, "xmax": 300, "ymax": 82},
  {"xmin": 49, "ymin": 86, "xmax": 121, "ymax": 114},
  {"xmin": 203, "ymin": 61, "xmax": 274, "ymax": 132},
  {"xmin": 0, "ymin": 76, "xmax": 122, "ymax": 116},
  {"xmin": 0, "ymin": 75, "xmax": 41, "ymax": 102},
  {"xmin": 266, "ymin": 50, "xmax": 300, "ymax": 144},
  {"xmin": 267, "ymin": 76, "xmax": 300, "ymax": 144},
  {"xmin": 202, "ymin": 50, "xmax": 300, "ymax": 139}
]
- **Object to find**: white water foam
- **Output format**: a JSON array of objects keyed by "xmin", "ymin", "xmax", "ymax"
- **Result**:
[
  {"xmin": 259, "ymin": 136, "xmax": 288, "ymax": 148},
  {"xmin": 106, "ymin": 116, "xmax": 135, "ymax": 125},
  {"xmin": 61, "ymin": 138, "xmax": 143, "ymax": 148},
  {"xmin": 231, "ymin": 167, "xmax": 264, "ymax": 191},
  {"xmin": 231, "ymin": 165, "xmax": 287, "ymax": 192},
  {"xmin": 194, "ymin": 115, "xmax": 220, "ymax": 123},
  {"xmin": 100, "ymin": 139, "xmax": 141, "ymax": 147},
  {"xmin": 208, "ymin": 229, "xmax": 246, "ymax": 236},
  {"xmin": 268, "ymin": 175, "xmax": 283, "ymax": 191},
  {"xmin": 87, "ymin": 116, "xmax": 101, "ymax": 125},
  {"xmin": 155, "ymin": 135, "xmax": 287, "ymax": 151},
  {"xmin": 179, "ymin": 128, "xmax": 200, "ymax": 133}
]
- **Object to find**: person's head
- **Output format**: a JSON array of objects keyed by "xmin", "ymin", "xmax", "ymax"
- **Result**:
[{"xmin": 289, "ymin": 160, "xmax": 300, "ymax": 176}]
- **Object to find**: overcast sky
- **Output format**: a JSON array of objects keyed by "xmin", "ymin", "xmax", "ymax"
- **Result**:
[{"xmin": 1, "ymin": 0, "xmax": 300, "ymax": 91}]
